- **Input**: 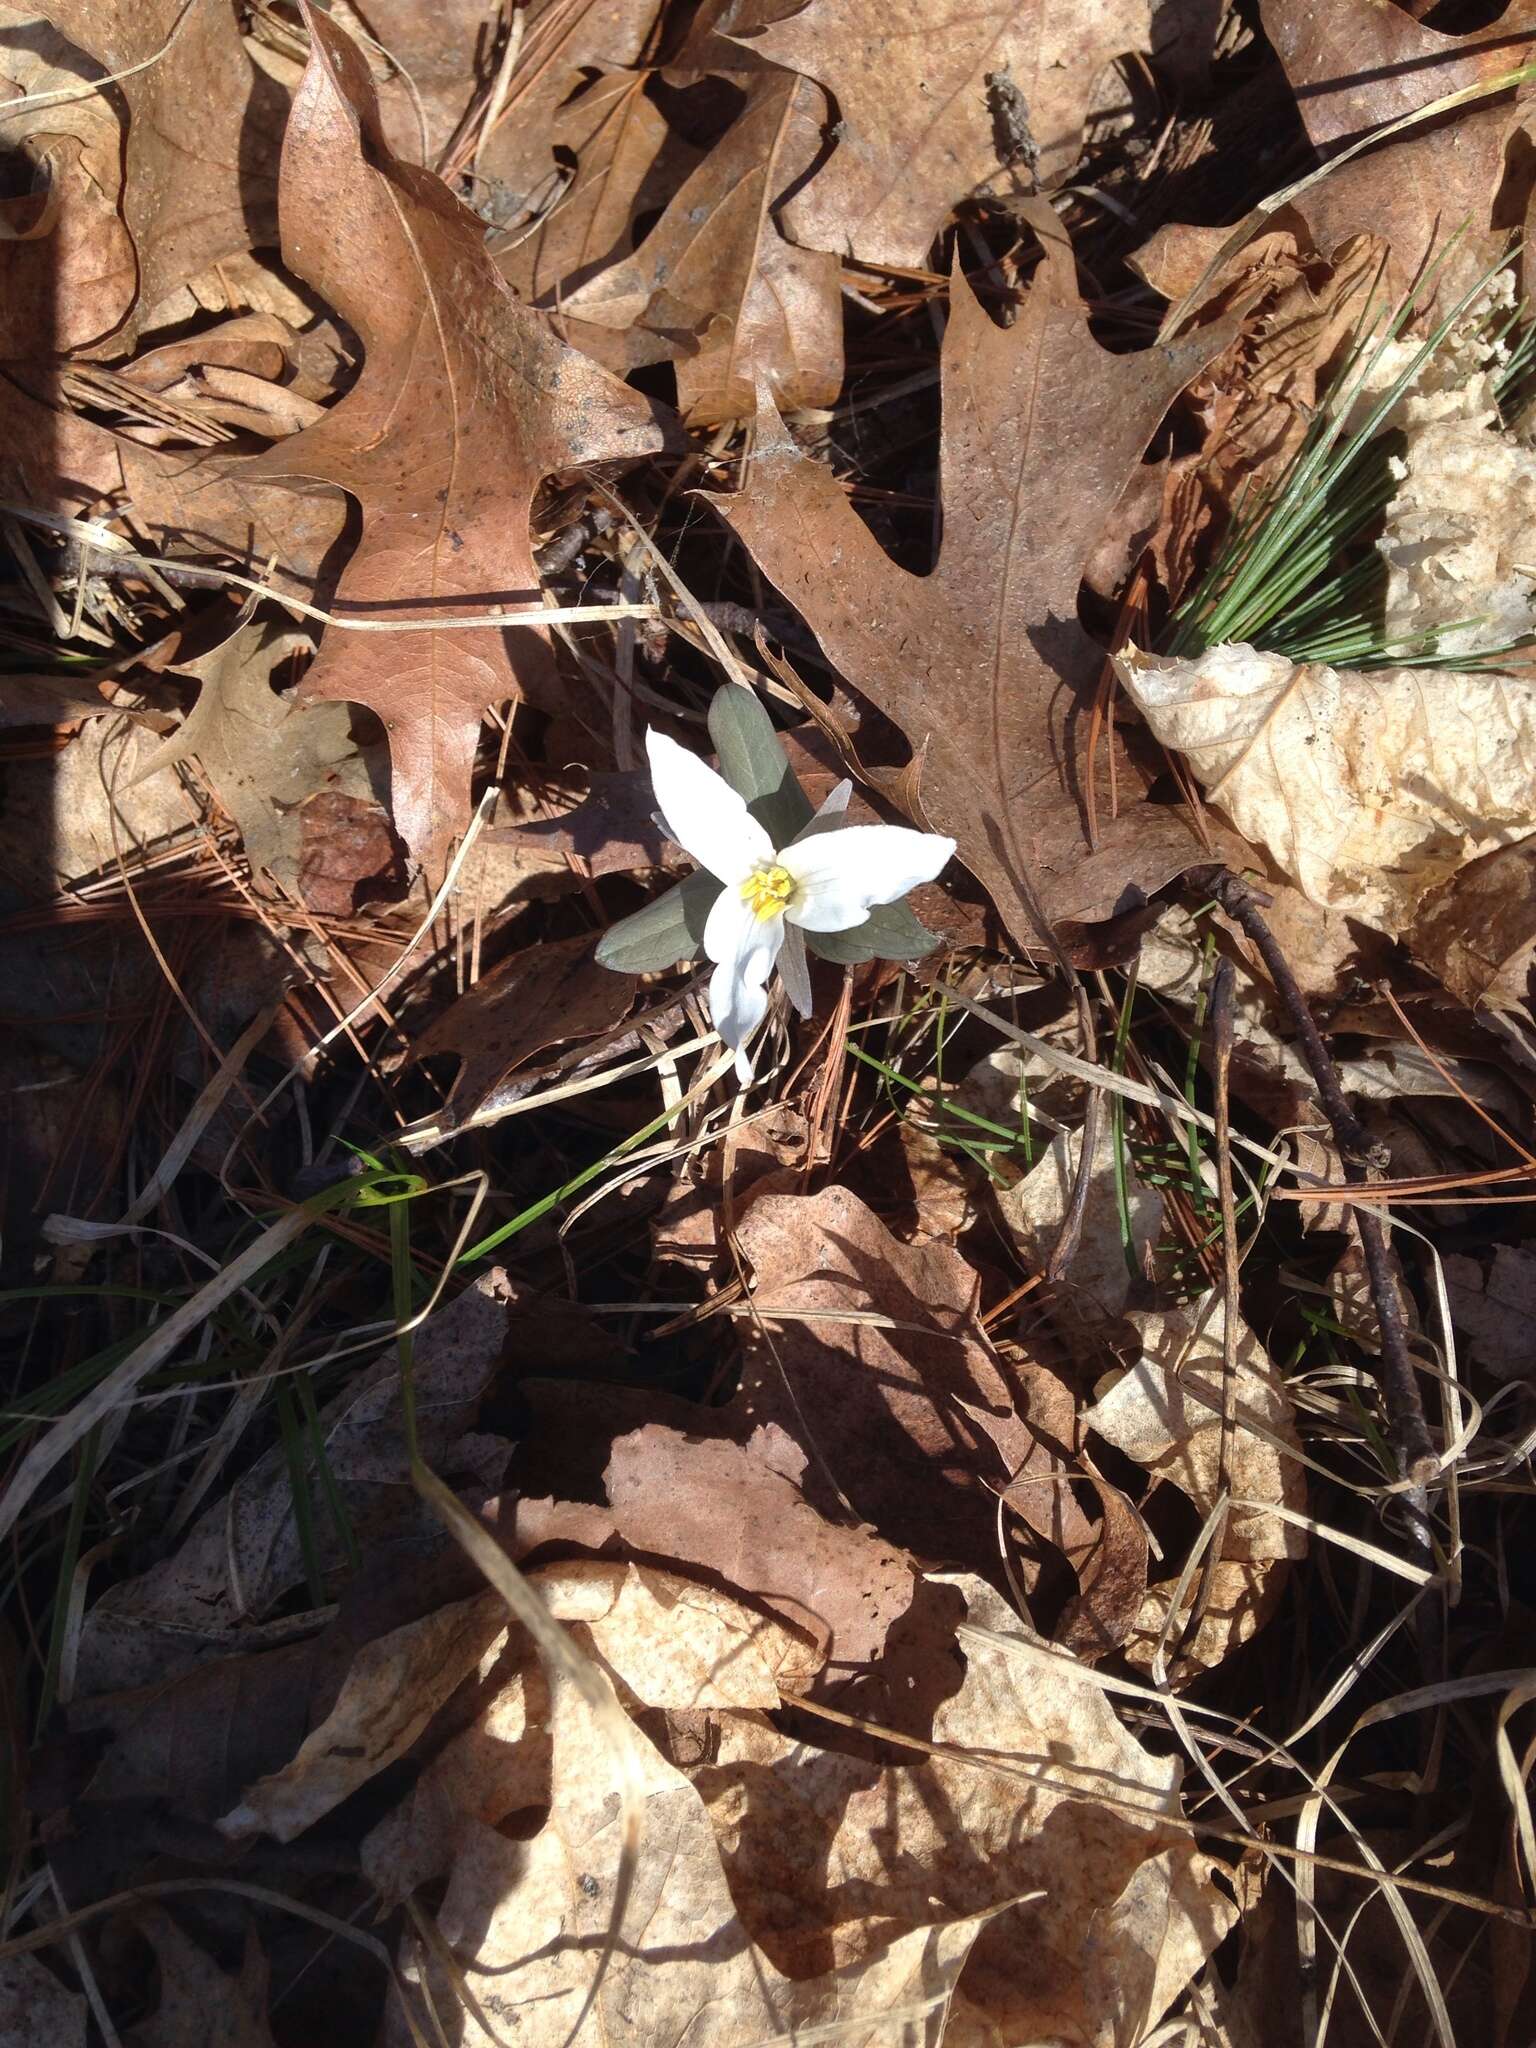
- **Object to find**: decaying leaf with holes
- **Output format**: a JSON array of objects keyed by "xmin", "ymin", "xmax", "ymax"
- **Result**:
[
  {"xmin": 243, "ymin": 3, "xmax": 675, "ymax": 870},
  {"xmin": 713, "ymin": 220, "xmax": 1235, "ymax": 948}
]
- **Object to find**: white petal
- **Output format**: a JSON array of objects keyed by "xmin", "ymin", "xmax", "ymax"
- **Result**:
[
  {"xmin": 646, "ymin": 729, "xmax": 772, "ymax": 884},
  {"xmin": 703, "ymin": 886, "xmax": 783, "ymax": 1059},
  {"xmin": 790, "ymin": 777, "xmax": 854, "ymax": 844},
  {"xmin": 777, "ymin": 920, "xmax": 813, "ymax": 1017},
  {"xmin": 781, "ymin": 825, "xmax": 956, "ymax": 932}
]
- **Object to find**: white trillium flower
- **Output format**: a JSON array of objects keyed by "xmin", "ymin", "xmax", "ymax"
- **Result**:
[{"xmin": 645, "ymin": 727, "xmax": 956, "ymax": 1081}]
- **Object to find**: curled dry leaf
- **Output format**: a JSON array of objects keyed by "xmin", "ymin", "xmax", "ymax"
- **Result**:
[
  {"xmin": 361, "ymin": 1559, "xmax": 820, "ymax": 1908},
  {"xmin": 729, "ymin": 0, "xmax": 1153, "ymax": 268},
  {"xmin": 245, "ymin": 3, "xmax": 674, "ymax": 868},
  {"xmin": 77, "ymin": 1271, "xmax": 513, "ymax": 1696},
  {"xmin": 697, "ymin": 1574, "xmax": 1233, "ymax": 2046},
  {"xmin": 715, "ymin": 223, "xmax": 1234, "ymax": 944},
  {"xmin": 559, "ymin": 72, "xmax": 844, "ymax": 424},
  {"xmin": 734, "ymin": 1183, "xmax": 1035, "ymax": 1579},
  {"xmin": 1413, "ymin": 840, "xmax": 1536, "ymax": 1012},
  {"xmin": 1084, "ymin": 1297, "xmax": 1307, "ymax": 1674},
  {"xmin": 1117, "ymin": 642, "xmax": 1536, "ymax": 937}
]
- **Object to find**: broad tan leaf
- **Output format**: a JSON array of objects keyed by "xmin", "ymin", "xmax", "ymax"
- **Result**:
[
  {"xmin": 361, "ymin": 1560, "xmax": 819, "ymax": 1908},
  {"xmin": 996, "ymin": 1119, "xmax": 1163, "ymax": 1325},
  {"xmin": 245, "ymin": 4, "xmax": 674, "ymax": 868},
  {"xmin": 125, "ymin": 1910, "xmax": 276, "ymax": 2048},
  {"xmin": 561, "ymin": 72, "xmax": 843, "ymax": 424},
  {"xmin": 1084, "ymin": 1297, "xmax": 1307, "ymax": 1673},
  {"xmin": 714, "ymin": 230, "xmax": 1232, "ymax": 944},
  {"xmin": 1117, "ymin": 642, "xmax": 1536, "ymax": 937},
  {"xmin": 383, "ymin": 1605, "xmax": 993, "ymax": 2047},
  {"xmin": 732, "ymin": 0, "xmax": 1152, "ymax": 268}
]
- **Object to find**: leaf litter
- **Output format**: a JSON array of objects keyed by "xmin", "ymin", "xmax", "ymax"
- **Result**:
[{"xmin": 3, "ymin": 3, "xmax": 1536, "ymax": 2044}]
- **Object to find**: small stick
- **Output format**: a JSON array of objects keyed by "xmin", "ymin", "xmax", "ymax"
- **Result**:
[{"xmin": 1190, "ymin": 867, "xmax": 1439, "ymax": 1488}]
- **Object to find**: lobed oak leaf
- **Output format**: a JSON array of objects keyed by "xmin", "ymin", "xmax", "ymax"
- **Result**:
[
  {"xmin": 244, "ymin": 3, "xmax": 676, "ymax": 870},
  {"xmin": 712, "ymin": 226, "xmax": 1233, "ymax": 945},
  {"xmin": 730, "ymin": 0, "xmax": 1153, "ymax": 269}
]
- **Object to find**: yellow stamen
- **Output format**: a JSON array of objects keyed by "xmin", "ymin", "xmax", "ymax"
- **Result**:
[{"xmin": 740, "ymin": 862, "xmax": 795, "ymax": 921}]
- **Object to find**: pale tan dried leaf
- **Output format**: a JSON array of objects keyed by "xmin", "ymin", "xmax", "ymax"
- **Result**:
[
  {"xmin": 1117, "ymin": 642, "xmax": 1536, "ymax": 936},
  {"xmin": 362, "ymin": 1560, "xmax": 820, "ymax": 1908},
  {"xmin": 1085, "ymin": 1297, "xmax": 1307, "ymax": 1672},
  {"xmin": 737, "ymin": 0, "xmax": 1152, "ymax": 268},
  {"xmin": 386, "ymin": 1664, "xmax": 992, "ymax": 2047},
  {"xmin": 699, "ymin": 1573, "xmax": 1234, "ymax": 2044},
  {"xmin": 218, "ymin": 1589, "xmax": 508, "ymax": 1844},
  {"xmin": 996, "ymin": 1119, "xmax": 1162, "ymax": 1324}
]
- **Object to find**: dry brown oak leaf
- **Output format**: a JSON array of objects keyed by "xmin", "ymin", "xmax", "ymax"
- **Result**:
[
  {"xmin": 0, "ymin": 0, "xmax": 282, "ymax": 357},
  {"xmin": 244, "ymin": 4, "xmax": 674, "ymax": 871},
  {"xmin": 730, "ymin": 0, "xmax": 1152, "ymax": 269},
  {"xmin": 1257, "ymin": 0, "xmax": 1536, "ymax": 303},
  {"xmin": 714, "ymin": 231, "xmax": 1231, "ymax": 943}
]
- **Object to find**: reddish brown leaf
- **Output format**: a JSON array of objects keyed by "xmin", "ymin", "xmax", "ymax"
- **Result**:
[
  {"xmin": 733, "ymin": 1183, "xmax": 1035, "ymax": 1578},
  {"xmin": 732, "ymin": 0, "xmax": 1153, "ymax": 268},
  {"xmin": 1256, "ymin": 0, "xmax": 1536, "ymax": 301},
  {"xmin": 0, "ymin": 0, "xmax": 282, "ymax": 357},
  {"xmin": 713, "ymin": 228, "xmax": 1232, "ymax": 944},
  {"xmin": 245, "ymin": 5, "xmax": 675, "ymax": 868},
  {"xmin": 408, "ymin": 931, "xmax": 638, "ymax": 1113}
]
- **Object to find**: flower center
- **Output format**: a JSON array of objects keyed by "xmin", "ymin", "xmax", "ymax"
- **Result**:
[{"xmin": 739, "ymin": 861, "xmax": 795, "ymax": 921}]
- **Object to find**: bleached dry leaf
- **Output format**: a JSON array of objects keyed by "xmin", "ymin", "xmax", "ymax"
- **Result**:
[
  {"xmin": 218, "ymin": 1590, "xmax": 508, "ymax": 1844},
  {"xmin": 698, "ymin": 1574, "xmax": 1234, "ymax": 2045},
  {"xmin": 1117, "ymin": 642, "xmax": 1536, "ymax": 935},
  {"xmin": 392, "ymin": 1685, "xmax": 991, "ymax": 2048},
  {"xmin": 77, "ymin": 1272, "xmax": 514, "ymax": 1695},
  {"xmin": 363, "ymin": 1560, "xmax": 821, "ymax": 1908},
  {"xmin": 996, "ymin": 1119, "xmax": 1162, "ymax": 1324},
  {"xmin": 1084, "ymin": 1297, "xmax": 1307, "ymax": 1672}
]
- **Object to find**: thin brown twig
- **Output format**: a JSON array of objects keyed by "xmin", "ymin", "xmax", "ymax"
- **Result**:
[{"xmin": 1191, "ymin": 866, "xmax": 1439, "ymax": 1490}]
